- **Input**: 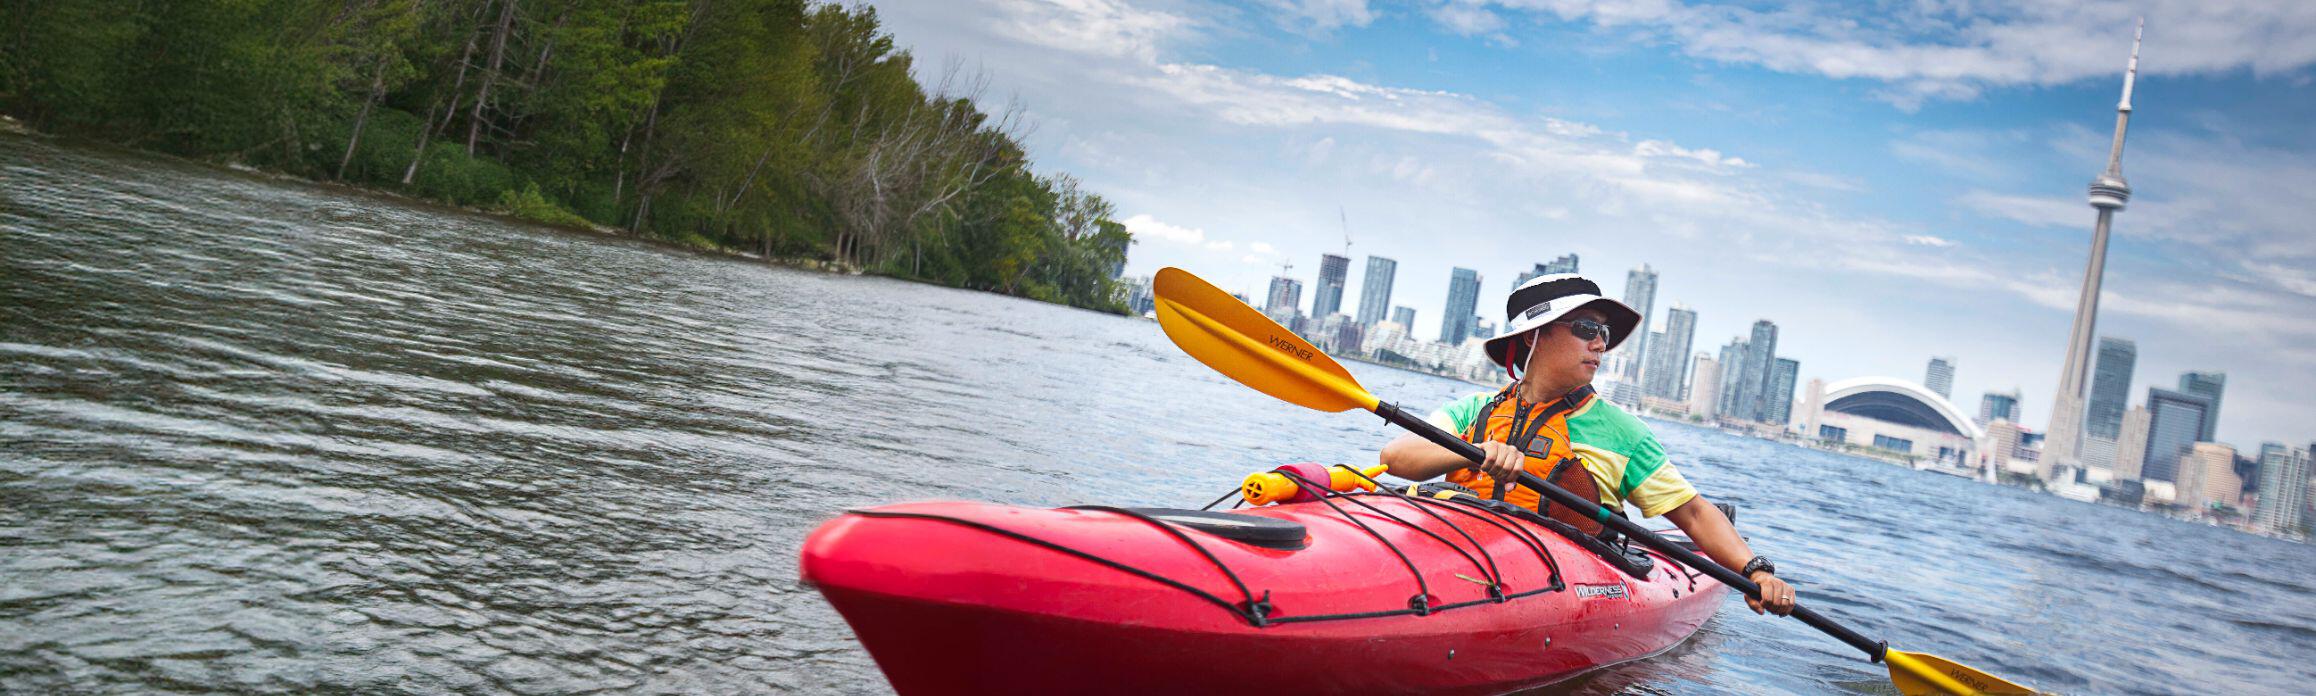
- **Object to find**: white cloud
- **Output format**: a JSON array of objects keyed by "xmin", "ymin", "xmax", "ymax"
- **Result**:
[
  {"xmin": 986, "ymin": 0, "xmax": 1197, "ymax": 63},
  {"xmin": 1265, "ymin": 0, "xmax": 1376, "ymax": 33},
  {"xmin": 1782, "ymin": 170, "xmax": 1866, "ymax": 192},
  {"xmin": 1204, "ymin": 240, "xmax": 1237, "ymax": 251},
  {"xmin": 1443, "ymin": 0, "xmax": 2316, "ymax": 107},
  {"xmin": 1540, "ymin": 117, "xmax": 1603, "ymax": 138},
  {"xmin": 1633, "ymin": 139, "xmax": 1751, "ymax": 169},
  {"xmin": 2242, "ymin": 261, "xmax": 2316, "ymax": 299},
  {"xmin": 1250, "ymin": 242, "xmax": 1277, "ymax": 254},
  {"xmin": 1891, "ymin": 129, "xmax": 2034, "ymax": 182},
  {"xmin": 1122, "ymin": 213, "xmax": 1205, "ymax": 244},
  {"xmin": 1904, "ymin": 235, "xmax": 1956, "ymax": 247},
  {"xmin": 1958, "ymin": 190, "xmax": 2083, "ymax": 228},
  {"xmin": 969, "ymin": 1, "xmax": 1759, "ymax": 212},
  {"xmin": 1427, "ymin": 1, "xmax": 1507, "ymax": 36},
  {"xmin": 1305, "ymin": 137, "xmax": 1337, "ymax": 166}
]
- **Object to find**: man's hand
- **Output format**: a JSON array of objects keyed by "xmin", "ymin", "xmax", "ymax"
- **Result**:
[
  {"xmin": 1748, "ymin": 571, "xmax": 1796, "ymax": 616},
  {"xmin": 1475, "ymin": 441, "xmax": 1524, "ymax": 483}
]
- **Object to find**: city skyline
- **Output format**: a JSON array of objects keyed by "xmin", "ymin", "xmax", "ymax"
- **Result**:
[{"xmin": 870, "ymin": 1, "xmax": 2316, "ymax": 450}]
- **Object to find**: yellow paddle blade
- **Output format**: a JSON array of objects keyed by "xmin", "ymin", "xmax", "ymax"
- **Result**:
[
  {"xmin": 1885, "ymin": 649, "xmax": 2040, "ymax": 696},
  {"xmin": 1152, "ymin": 267, "xmax": 1378, "ymax": 413}
]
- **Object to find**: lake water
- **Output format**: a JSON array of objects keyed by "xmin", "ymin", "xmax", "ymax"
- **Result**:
[{"xmin": 4, "ymin": 134, "xmax": 2312, "ymax": 694}]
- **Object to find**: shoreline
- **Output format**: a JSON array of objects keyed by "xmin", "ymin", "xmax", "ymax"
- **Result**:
[
  {"xmin": 1333, "ymin": 352, "xmax": 1497, "ymax": 388},
  {"xmin": 0, "ymin": 120, "xmax": 1122, "ymax": 315}
]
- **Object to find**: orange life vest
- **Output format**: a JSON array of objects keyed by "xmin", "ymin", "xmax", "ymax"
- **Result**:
[{"xmin": 1446, "ymin": 384, "xmax": 1611, "ymax": 535}]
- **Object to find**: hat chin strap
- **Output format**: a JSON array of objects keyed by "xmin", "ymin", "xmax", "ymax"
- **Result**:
[{"xmin": 1508, "ymin": 328, "xmax": 1542, "ymax": 383}]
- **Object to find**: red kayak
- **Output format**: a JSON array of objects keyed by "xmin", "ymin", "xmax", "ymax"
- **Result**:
[{"xmin": 800, "ymin": 486, "xmax": 1727, "ymax": 694}]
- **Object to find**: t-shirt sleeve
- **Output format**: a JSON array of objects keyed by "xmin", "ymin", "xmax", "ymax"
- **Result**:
[
  {"xmin": 1627, "ymin": 464, "xmax": 1698, "ymax": 518},
  {"xmin": 1425, "ymin": 392, "xmax": 1491, "ymax": 435},
  {"xmin": 1605, "ymin": 414, "xmax": 1697, "ymax": 517}
]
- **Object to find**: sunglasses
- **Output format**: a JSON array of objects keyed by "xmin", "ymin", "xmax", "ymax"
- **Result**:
[{"xmin": 1552, "ymin": 318, "xmax": 1613, "ymax": 344}]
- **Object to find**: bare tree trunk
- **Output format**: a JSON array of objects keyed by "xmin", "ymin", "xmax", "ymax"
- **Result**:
[
  {"xmin": 716, "ymin": 46, "xmax": 859, "ymax": 226},
  {"xmin": 611, "ymin": 124, "xmax": 633, "ymax": 207},
  {"xmin": 628, "ymin": 96, "xmax": 663, "ymax": 233},
  {"xmin": 623, "ymin": 0, "xmax": 712, "ymax": 234},
  {"xmin": 519, "ymin": 15, "xmax": 562, "ymax": 90},
  {"xmin": 811, "ymin": 62, "xmax": 1023, "ymax": 273},
  {"xmin": 404, "ymin": 1, "xmax": 487, "ymax": 184},
  {"xmin": 466, "ymin": 0, "xmax": 518, "ymax": 156},
  {"xmin": 337, "ymin": 55, "xmax": 391, "ymax": 181}
]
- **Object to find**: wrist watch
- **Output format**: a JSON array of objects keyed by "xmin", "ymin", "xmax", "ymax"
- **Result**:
[{"xmin": 1741, "ymin": 555, "xmax": 1775, "ymax": 577}]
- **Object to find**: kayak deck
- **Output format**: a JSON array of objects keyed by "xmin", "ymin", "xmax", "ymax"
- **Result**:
[{"xmin": 802, "ymin": 490, "xmax": 1724, "ymax": 694}]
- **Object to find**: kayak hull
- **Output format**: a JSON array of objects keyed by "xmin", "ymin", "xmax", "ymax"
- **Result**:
[{"xmin": 801, "ymin": 498, "xmax": 1723, "ymax": 695}]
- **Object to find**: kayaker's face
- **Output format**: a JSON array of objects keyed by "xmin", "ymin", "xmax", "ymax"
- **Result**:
[{"xmin": 1524, "ymin": 308, "xmax": 1609, "ymax": 393}]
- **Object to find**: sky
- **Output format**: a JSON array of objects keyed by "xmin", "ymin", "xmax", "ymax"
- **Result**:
[{"xmin": 867, "ymin": 0, "xmax": 2316, "ymax": 451}]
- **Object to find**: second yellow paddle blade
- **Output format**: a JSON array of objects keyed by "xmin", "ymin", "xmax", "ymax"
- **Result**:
[
  {"xmin": 1885, "ymin": 649, "xmax": 2040, "ymax": 696},
  {"xmin": 1152, "ymin": 267, "xmax": 1377, "ymax": 413}
]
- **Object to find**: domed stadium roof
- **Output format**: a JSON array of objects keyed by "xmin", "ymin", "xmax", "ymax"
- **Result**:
[{"xmin": 1820, "ymin": 377, "xmax": 1982, "ymax": 440}]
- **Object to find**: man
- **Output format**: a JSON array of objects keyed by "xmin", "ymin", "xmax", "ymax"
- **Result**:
[{"xmin": 1380, "ymin": 273, "xmax": 1797, "ymax": 616}]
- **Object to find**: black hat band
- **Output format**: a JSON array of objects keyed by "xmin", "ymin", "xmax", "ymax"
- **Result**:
[{"xmin": 1505, "ymin": 277, "xmax": 1602, "ymax": 321}]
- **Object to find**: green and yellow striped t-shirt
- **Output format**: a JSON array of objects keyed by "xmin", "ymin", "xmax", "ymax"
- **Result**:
[{"xmin": 1426, "ymin": 393, "xmax": 1699, "ymax": 518}]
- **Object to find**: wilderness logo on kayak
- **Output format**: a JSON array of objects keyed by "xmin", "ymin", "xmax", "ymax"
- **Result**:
[
  {"xmin": 1574, "ymin": 584, "xmax": 1629, "ymax": 600},
  {"xmin": 1267, "ymin": 334, "xmax": 1314, "ymax": 361}
]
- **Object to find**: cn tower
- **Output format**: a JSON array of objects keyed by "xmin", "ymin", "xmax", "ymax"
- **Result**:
[{"xmin": 2043, "ymin": 19, "xmax": 2143, "ymax": 482}]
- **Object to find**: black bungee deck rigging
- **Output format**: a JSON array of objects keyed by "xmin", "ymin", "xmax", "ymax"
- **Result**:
[{"xmin": 844, "ymin": 466, "xmax": 1711, "ymax": 629}]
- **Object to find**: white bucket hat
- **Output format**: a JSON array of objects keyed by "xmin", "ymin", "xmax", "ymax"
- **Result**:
[{"xmin": 1481, "ymin": 273, "xmax": 1642, "ymax": 376}]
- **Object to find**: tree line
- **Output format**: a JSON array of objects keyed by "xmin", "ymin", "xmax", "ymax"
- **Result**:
[{"xmin": 0, "ymin": 0, "xmax": 1134, "ymax": 312}]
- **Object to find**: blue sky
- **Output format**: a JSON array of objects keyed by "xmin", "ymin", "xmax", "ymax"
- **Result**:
[{"xmin": 869, "ymin": 0, "xmax": 2316, "ymax": 451}]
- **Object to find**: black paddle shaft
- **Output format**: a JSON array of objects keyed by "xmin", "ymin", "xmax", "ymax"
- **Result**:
[{"xmin": 1374, "ymin": 402, "xmax": 1889, "ymax": 662}]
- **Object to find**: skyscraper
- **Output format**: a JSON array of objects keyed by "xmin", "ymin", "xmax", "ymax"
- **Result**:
[
  {"xmin": 2086, "ymin": 337, "xmax": 2137, "ymax": 438},
  {"xmin": 1739, "ymin": 320, "xmax": 1780, "ymax": 422},
  {"xmin": 2114, "ymin": 405, "xmax": 2152, "ymax": 480},
  {"xmin": 1766, "ymin": 358, "xmax": 1800, "ymax": 426},
  {"xmin": 2044, "ymin": 21, "xmax": 2144, "ymax": 478},
  {"xmin": 1515, "ymin": 254, "xmax": 1580, "ymax": 287},
  {"xmin": 1314, "ymin": 254, "xmax": 1349, "ymax": 317},
  {"xmin": 1622, "ymin": 265, "xmax": 1658, "ymax": 381},
  {"xmin": 2178, "ymin": 371, "xmax": 2226, "ymax": 441},
  {"xmin": 1265, "ymin": 276, "xmax": 1303, "ymax": 315},
  {"xmin": 1389, "ymin": 305, "xmax": 1414, "ymax": 329},
  {"xmin": 1689, "ymin": 354, "xmax": 1721, "ymax": 420},
  {"xmin": 1356, "ymin": 256, "xmax": 1398, "ymax": 326},
  {"xmin": 2081, "ymin": 435, "xmax": 2120, "ymax": 473},
  {"xmin": 2253, "ymin": 444, "xmax": 2309, "ymax": 534},
  {"xmin": 1644, "ymin": 304, "xmax": 1697, "ymax": 400},
  {"xmin": 1924, "ymin": 357, "xmax": 1955, "ymax": 399},
  {"xmin": 1979, "ymin": 390, "xmax": 2022, "ymax": 425},
  {"xmin": 2180, "ymin": 442, "xmax": 2240, "ymax": 511},
  {"xmin": 1715, "ymin": 339, "xmax": 1749, "ymax": 420},
  {"xmin": 2142, "ymin": 387, "xmax": 2210, "ymax": 483},
  {"xmin": 1441, "ymin": 267, "xmax": 1481, "ymax": 344}
]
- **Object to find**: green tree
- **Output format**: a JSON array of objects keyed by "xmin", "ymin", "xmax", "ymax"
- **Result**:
[{"xmin": 0, "ymin": 0, "xmax": 1136, "ymax": 314}]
